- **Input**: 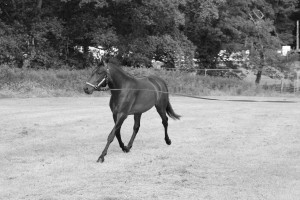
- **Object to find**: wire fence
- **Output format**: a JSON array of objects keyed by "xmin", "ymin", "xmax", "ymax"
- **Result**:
[
  {"xmin": 274, "ymin": 81, "xmax": 300, "ymax": 94},
  {"xmin": 158, "ymin": 67, "xmax": 300, "ymax": 95}
]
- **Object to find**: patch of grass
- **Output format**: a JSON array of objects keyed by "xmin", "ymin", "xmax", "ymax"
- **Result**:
[
  {"xmin": 0, "ymin": 64, "xmax": 101, "ymax": 97},
  {"xmin": 0, "ymin": 64, "xmax": 291, "ymax": 98},
  {"xmin": 125, "ymin": 67, "xmax": 284, "ymax": 96}
]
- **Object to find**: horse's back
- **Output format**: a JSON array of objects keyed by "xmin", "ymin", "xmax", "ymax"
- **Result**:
[
  {"xmin": 146, "ymin": 75, "xmax": 168, "ymax": 93},
  {"xmin": 145, "ymin": 75, "xmax": 169, "ymax": 108}
]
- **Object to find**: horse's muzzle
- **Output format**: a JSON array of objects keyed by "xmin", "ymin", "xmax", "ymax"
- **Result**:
[{"xmin": 83, "ymin": 86, "xmax": 93, "ymax": 94}]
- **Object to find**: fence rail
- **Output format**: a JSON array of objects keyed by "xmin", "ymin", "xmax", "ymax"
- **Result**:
[
  {"xmin": 160, "ymin": 67, "xmax": 282, "ymax": 76},
  {"xmin": 274, "ymin": 80, "xmax": 300, "ymax": 94}
]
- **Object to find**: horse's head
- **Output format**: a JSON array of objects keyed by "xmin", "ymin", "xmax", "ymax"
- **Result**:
[{"xmin": 84, "ymin": 60, "xmax": 108, "ymax": 94}]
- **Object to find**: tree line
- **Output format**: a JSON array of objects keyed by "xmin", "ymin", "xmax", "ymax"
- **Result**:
[{"xmin": 0, "ymin": 0, "xmax": 299, "ymax": 83}]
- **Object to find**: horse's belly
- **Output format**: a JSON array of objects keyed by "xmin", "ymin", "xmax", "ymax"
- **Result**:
[{"xmin": 128, "ymin": 97, "xmax": 156, "ymax": 114}]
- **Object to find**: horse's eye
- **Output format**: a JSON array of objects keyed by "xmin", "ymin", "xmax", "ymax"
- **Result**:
[{"xmin": 96, "ymin": 70, "xmax": 102, "ymax": 75}]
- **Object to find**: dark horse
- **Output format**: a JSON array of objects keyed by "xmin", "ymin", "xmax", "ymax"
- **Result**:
[{"xmin": 83, "ymin": 60, "xmax": 180, "ymax": 162}]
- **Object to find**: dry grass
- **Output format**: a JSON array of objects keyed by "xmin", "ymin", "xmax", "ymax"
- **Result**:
[
  {"xmin": 1, "ymin": 97, "xmax": 299, "ymax": 199},
  {"xmin": 0, "ymin": 64, "xmax": 292, "ymax": 98}
]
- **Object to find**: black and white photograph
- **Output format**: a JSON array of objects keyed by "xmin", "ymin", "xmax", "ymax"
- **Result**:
[{"xmin": 0, "ymin": 0, "xmax": 300, "ymax": 199}]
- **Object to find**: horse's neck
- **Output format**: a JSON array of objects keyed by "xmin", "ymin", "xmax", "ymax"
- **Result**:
[{"xmin": 108, "ymin": 65, "xmax": 133, "ymax": 89}]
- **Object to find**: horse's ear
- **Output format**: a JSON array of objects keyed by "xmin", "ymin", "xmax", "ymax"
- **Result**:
[
  {"xmin": 102, "ymin": 55, "xmax": 110, "ymax": 66},
  {"xmin": 103, "ymin": 59, "xmax": 107, "ymax": 67},
  {"xmin": 95, "ymin": 57, "xmax": 102, "ymax": 66},
  {"xmin": 95, "ymin": 56, "xmax": 106, "ymax": 67}
]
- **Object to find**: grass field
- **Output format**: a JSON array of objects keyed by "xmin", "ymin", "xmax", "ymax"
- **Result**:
[
  {"xmin": 1, "ymin": 64, "xmax": 295, "ymax": 98},
  {"xmin": 1, "ymin": 96, "xmax": 299, "ymax": 200}
]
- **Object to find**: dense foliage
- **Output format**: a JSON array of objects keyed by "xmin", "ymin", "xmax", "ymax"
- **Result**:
[{"xmin": 0, "ymin": 0, "xmax": 299, "ymax": 83}]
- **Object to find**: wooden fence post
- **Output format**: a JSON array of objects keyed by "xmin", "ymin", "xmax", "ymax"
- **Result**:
[
  {"xmin": 297, "ymin": 71, "xmax": 300, "ymax": 93},
  {"xmin": 294, "ymin": 80, "xmax": 296, "ymax": 95}
]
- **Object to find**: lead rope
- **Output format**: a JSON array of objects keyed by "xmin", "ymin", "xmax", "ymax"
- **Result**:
[
  {"xmin": 95, "ymin": 87, "xmax": 298, "ymax": 103},
  {"xmin": 87, "ymin": 66, "xmax": 298, "ymax": 103}
]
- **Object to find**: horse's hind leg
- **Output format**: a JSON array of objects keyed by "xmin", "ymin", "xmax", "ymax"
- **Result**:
[
  {"xmin": 124, "ymin": 113, "xmax": 142, "ymax": 152},
  {"xmin": 155, "ymin": 105, "xmax": 171, "ymax": 145}
]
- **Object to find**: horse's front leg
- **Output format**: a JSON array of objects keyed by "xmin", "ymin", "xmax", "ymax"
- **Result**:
[
  {"xmin": 113, "ymin": 114, "xmax": 127, "ymax": 152},
  {"xmin": 97, "ymin": 113, "xmax": 127, "ymax": 163}
]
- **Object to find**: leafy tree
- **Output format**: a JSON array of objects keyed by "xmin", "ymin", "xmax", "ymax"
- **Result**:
[
  {"xmin": 184, "ymin": 0, "xmax": 226, "ymax": 68},
  {"xmin": 0, "ymin": 0, "xmax": 66, "ymax": 68},
  {"xmin": 270, "ymin": 0, "xmax": 298, "ymax": 45},
  {"xmin": 107, "ymin": 0, "xmax": 195, "ymax": 68},
  {"xmin": 0, "ymin": 0, "xmax": 117, "ymax": 68},
  {"xmin": 184, "ymin": 0, "xmax": 297, "ymax": 83},
  {"xmin": 0, "ymin": 0, "xmax": 299, "ymax": 79},
  {"xmin": 60, "ymin": 0, "xmax": 117, "ymax": 68}
]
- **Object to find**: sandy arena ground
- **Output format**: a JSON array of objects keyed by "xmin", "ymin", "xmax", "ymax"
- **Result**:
[{"xmin": 0, "ymin": 96, "xmax": 300, "ymax": 200}]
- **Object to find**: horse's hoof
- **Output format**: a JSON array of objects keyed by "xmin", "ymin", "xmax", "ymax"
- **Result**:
[
  {"xmin": 123, "ymin": 146, "xmax": 130, "ymax": 153},
  {"xmin": 97, "ymin": 157, "xmax": 104, "ymax": 163},
  {"xmin": 166, "ymin": 139, "xmax": 171, "ymax": 145}
]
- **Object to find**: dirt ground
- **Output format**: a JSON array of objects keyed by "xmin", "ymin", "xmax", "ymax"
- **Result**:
[{"xmin": 0, "ymin": 96, "xmax": 300, "ymax": 200}]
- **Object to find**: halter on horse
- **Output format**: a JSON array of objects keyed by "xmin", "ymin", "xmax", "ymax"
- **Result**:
[{"xmin": 84, "ymin": 60, "xmax": 180, "ymax": 163}]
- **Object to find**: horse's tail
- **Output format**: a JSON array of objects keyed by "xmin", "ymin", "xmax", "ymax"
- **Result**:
[{"xmin": 166, "ymin": 100, "xmax": 181, "ymax": 120}]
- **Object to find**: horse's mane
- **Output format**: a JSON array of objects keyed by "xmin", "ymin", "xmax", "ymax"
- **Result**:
[
  {"xmin": 108, "ymin": 60, "xmax": 136, "ymax": 79},
  {"xmin": 107, "ymin": 57, "xmax": 120, "ymax": 65},
  {"xmin": 108, "ymin": 58, "xmax": 137, "ymax": 79}
]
